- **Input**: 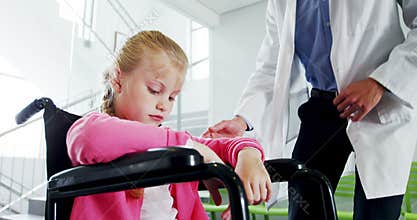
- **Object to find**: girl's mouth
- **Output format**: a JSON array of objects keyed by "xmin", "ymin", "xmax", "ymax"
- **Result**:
[{"xmin": 149, "ymin": 114, "xmax": 164, "ymax": 122}]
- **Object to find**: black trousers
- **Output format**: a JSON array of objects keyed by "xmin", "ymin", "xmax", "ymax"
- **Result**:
[{"xmin": 288, "ymin": 95, "xmax": 404, "ymax": 220}]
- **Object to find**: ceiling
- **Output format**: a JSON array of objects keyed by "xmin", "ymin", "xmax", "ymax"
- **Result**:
[
  {"xmin": 161, "ymin": 0, "xmax": 266, "ymax": 27},
  {"xmin": 196, "ymin": 0, "xmax": 265, "ymax": 15}
]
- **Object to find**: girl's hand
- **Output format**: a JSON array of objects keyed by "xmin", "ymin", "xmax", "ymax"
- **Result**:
[
  {"xmin": 235, "ymin": 147, "xmax": 272, "ymax": 205},
  {"xmin": 126, "ymin": 188, "xmax": 144, "ymax": 199},
  {"xmin": 221, "ymin": 206, "xmax": 231, "ymax": 220}
]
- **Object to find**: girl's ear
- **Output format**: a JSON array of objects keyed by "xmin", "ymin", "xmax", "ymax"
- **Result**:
[{"xmin": 111, "ymin": 68, "xmax": 123, "ymax": 93}]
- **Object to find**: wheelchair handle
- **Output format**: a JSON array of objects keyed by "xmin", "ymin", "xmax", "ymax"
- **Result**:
[{"xmin": 15, "ymin": 98, "xmax": 52, "ymax": 124}]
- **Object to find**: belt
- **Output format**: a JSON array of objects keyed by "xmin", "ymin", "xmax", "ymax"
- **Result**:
[{"xmin": 310, "ymin": 88, "xmax": 338, "ymax": 100}]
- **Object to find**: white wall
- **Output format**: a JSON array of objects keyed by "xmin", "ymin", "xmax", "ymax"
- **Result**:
[
  {"xmin": 0, "ymin": 0, "xmax": 73, "ymax": 102},
  {"xmin": 0, "ymin": 0, "xmax": 191, "ymax": 112},
  {"xmin": 210, "ymin": 1, "xmax": 267, "ymax": 123}
]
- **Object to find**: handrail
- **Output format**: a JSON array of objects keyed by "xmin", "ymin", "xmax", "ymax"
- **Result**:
[
  {"xmin": 0, "ymin": 72, "xmax": 25, "ymax": 80},
  {"xmin": 0, "ymin": 201, "xmax": 19, "ymax": 214},
  {"xmin": 0, "ymin": 181, "xmax": 47, "ymax": 214},
  {"xmin": 0, "ymin": 92, "xmax": 100, "ymax": 214},
  {"xmin": 114, "ymin": 0, "xmax": 140, "ymax": 30},
  {"xmin": 0, "ymin": 172, "xmax": 31, "ymax": 191},
  {"xmin": 0, "ymin": 182, "xmax": 25, "ymax": 199},
  {"xmin": 106, "ymin": 0, "xmax": 135, "ymax": 33},
  {"xmin": 0, "ymin": 91, "xmax": 101, "ymax": 139}
]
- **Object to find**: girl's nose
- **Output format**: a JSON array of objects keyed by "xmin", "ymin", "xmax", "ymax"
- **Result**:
[{"xmin": 156, "ymin": 102, "xmax": 166, "ymax": 112}]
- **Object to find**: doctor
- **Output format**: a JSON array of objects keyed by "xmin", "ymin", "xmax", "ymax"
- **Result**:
[{"xmin": 204, "ymin": 0, "xmax": 417, "ymax": 219}]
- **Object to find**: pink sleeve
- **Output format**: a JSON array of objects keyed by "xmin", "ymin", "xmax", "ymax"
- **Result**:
[
  {"xmin": 66, "ymin": 112, "xmax": 192, "ymax": 166},
  {"xmin": 190, "ymin": 135, "xmax": 264, "ymax": 167}
]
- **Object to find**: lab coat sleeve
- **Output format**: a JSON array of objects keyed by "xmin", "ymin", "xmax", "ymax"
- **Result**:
[
  {"xmin": 369, "ymin": 0, "xmax": 417, "ymax": 109},
  {"xmin": 233, "ymin": 0, "xmax": 280, "ymax": 131}
]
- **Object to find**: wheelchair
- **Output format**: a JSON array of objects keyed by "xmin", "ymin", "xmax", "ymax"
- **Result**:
[{"xmin": 16, "ymin": 98, "xmax": 338, "ymax": 220}]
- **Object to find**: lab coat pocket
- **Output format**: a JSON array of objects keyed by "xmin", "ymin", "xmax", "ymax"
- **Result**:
[{"xmin": 375, "ymin": 93, "xmax": 413, "ymax": 124}]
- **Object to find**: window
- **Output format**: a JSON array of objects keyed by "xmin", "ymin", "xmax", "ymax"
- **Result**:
[
  {"xmin": 188, "ymin": 21, "xmax": 209, "ymax": 80},
  {"xmin": 164, "ymin": 20, "xmax": 210, "ymax": 134},
  {"xmin": 57, "ymin": 0, "xmax": 96, "ymax": 42},
  {"xmin": 168, "ymin": 20, "xmax": 210, "ymax": 135},
  {"xmin": 0, "ymin": 74, "xmax": 44, "ymax": 158}
]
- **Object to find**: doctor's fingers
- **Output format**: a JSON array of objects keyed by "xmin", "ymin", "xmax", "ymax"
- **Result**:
[
  {"xmin": 350, "ymin": 107, "xmax": 370, "ymax": 122},
  {"xmin": 202, "ymin": 130, "xmax": 212, "ymax": 138},
  {"xmin": 340, "ymin": 104, "xmax": 362, "ymax": 118},
  {"xmin": 211, "ymin": 120, "xmax": 235, "ymax": 132},
  {"xmin": 202, "ymin": 130, "xmax": 234, "ymax": 139},
  {"xmin": 335, "ymin": 94, "xmax": 357, "ymax": 112},
  {"xmin": 202, "ymin": 121, "xmax": 228, "ymax": 136},
  {"xmin": 333, "ymin": 91, "xmax": 348, "ymax": 106},
  {"xmin": 202, "ymin": 125, "xmax": 222, "ymax": 138},
  {"xmin": 335, "ymin": 96, "xmax": 372, "ymax": 120}
]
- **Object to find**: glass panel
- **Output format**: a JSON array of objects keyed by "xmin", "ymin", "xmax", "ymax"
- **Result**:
[
  {"xmin": 179, "ymin": 77, "xmax": 209, "ymax": 135},
  {"xmin": 0, "ymin": 76, "xmax": 44, "ymax": 158},
  {"xmin": 191, "ymin": 59, "xmax": 209, "ymax": 80},
  {"xmin": 191, "ymin": 27, "xmax": 209, "ymax": 63}
]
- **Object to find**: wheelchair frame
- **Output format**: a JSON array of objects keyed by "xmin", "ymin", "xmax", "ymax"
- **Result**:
[{"xmin": 16, "ymin": 98, "xmax": 338, "ymax": 220}]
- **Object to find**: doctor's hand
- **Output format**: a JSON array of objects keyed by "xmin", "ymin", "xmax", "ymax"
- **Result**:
[
  {"xmin": 333, "ymin": 78, "xmax": 385, "ymax": 122},
  {"xmin": 202, "ymin": 116, "xmax": 247, "ymax": 138}
]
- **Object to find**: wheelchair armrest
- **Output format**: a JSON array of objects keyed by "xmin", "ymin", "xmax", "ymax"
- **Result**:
[
  {"xmin": 47, "ymin": 147, "xmax": 250, "ymax": 220},
  {"xmin": 264, "ymin": 159, "xmax": 337, "ymax": 220},
  {"xmin": 264, "ymin": 158, "xmax": 305, "ymax": 182},
  {"xmin": 48, "ymin": 147, "xmax": 203, "ymax": 192}
]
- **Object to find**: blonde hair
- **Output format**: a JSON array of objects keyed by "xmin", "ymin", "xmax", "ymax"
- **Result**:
[{"xmin": 101, "ymin": 30, "xmax": 188, "ymax": 116}]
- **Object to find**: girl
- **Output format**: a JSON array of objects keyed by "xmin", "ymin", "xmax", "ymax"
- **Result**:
[{"xmin": 66, "ymin": 30, "xmax": 271, "ymax": 220}]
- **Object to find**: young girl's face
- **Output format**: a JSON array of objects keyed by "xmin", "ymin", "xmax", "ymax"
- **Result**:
[{"xmin": 113, "ymin": 51, "xmax": 185, "ymax": 126}]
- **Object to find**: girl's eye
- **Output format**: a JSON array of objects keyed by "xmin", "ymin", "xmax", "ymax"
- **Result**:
[
  {"xmin": 169, "ymin": 96, "xmax": 176, "ymax": 102},
  {"xmin": 148, "ymin": 87, "xmax": 160, "ymax": 95}
]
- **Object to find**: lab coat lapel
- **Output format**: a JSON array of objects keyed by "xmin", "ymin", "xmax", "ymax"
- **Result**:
[{"xmin": 267, "ymin": 0, "xmax": 297, "ymax": 159}]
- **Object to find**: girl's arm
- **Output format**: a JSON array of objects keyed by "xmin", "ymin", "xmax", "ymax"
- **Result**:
[
  {"xmin": 190, "ymin": 136, "xmax": 264, "ymax": 167},
  {"xmin": 67, "ymin": 112, "xmax": 192, "ymax": 165}
]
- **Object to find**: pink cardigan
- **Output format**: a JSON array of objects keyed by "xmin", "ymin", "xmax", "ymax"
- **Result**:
[{"xmin": 66, "ymin": 112, "xmax": 264, "ymax": 220}]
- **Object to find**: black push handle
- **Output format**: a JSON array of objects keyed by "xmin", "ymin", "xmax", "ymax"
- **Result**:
[{"xmin": 15, "ymin": 98, "xmax": 51, "ymax": 124}]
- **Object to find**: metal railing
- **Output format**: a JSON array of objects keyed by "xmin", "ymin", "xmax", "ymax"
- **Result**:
[
  {"xmin": 0, "ymin": 91, "xmax": 101, "ymax": 140},
  {"xmin": 0, "ymin": 90, "xmax": 101, "ymax": 215}
]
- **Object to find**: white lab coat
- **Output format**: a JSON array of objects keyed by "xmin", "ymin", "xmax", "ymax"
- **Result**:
[{"xmin": 235, "ymin": 0, "xmax": 417, "ymax": 199}]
